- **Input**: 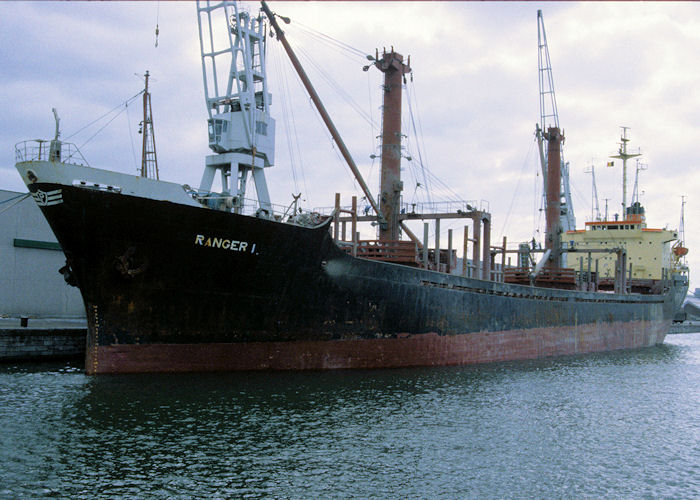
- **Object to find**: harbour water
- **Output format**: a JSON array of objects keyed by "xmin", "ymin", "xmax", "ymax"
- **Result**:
[{"xmin": 2, "ymin": 333, "xmax": 700, "ymax": 498}]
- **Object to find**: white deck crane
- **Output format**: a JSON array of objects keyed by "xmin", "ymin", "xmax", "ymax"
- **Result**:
[
  {"xmin": 536, "ymin": 10, "xmax": 575, "ymax": 235},
  {"xmin": 196, "ymin": 0, "xmax": 275, "ymax": 215}
]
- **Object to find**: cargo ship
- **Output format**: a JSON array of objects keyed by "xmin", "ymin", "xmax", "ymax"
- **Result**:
[{"xmin": 14, "ymin": 2, "xmax": 688, "ymax": 373}]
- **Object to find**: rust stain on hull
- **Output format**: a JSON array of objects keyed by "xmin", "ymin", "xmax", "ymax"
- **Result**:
[{"xmin": 91, "ymin": 319, "xmax": 669, "ymax": 374}]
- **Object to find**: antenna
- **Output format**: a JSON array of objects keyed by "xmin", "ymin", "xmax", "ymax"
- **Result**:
[
  {"xmin": 603, "ymin": 198, "xmax": 610, "ymax": 221},
  {"xmin": 631, "ymin": 159, "xmax": 648, "ymax": 206},
  {"xmin": 584, "ymin": 165, "xmax": 600, "ymax": 221}
]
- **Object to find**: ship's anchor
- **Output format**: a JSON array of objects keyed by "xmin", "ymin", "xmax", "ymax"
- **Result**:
[
  {"xmin": 58, "ymin": 260, "xmax": 78, "ymax": 287},
  {"xmin": 115, "ymin": 246, "xmax": 148, "ymax": 278}
]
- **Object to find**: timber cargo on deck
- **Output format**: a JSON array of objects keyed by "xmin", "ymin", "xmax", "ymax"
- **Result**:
[{"xmin": 14, "ymin": 2, "xmax": 688, "ymax": 373}]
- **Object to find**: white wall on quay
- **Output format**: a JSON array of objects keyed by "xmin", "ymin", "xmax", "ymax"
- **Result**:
[{"xmin": 0, "ymin": 189, "xmax": 85, "ymax": 318}]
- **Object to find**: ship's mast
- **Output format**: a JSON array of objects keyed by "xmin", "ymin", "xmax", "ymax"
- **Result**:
[
  {"xmin": 374, "ymin": 48, "xmax": 411, "ymax": 241},
  {"xmin": 197, "ymin": 0, "xmax": 274, "ymax": 214},
  {"xmin": 140, "ymin": 71, "xmax": 159, "ymax": 180},
  {"xmin": 609, "ymin": 126, "xmax": 641, "ymax": 216}
]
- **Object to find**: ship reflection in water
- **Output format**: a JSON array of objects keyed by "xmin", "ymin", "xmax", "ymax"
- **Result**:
[{"xmin": 2, "ymin": 333, "xmax": 700, "ymax": 498}]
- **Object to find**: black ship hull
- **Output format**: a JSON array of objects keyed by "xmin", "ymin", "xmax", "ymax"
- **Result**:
[{"xmin": 24, "ymin": 178, "xmax": 687, "ymax": 374}]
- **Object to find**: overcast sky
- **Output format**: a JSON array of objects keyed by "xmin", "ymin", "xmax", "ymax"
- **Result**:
[{"xmin": 1, "ymin": 1, "xmax": 697, "ymax": 289}]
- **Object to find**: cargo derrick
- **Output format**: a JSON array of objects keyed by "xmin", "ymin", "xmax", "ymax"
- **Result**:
[
  {"xmin": 536, "ymin": 9, "xmax": 575, "ymax": 235},
  {"xmin": 264, "ymin": 2, "xmax": 493, "ymax": 278},
  {"xmin": 505, "ymin": 126, "xmax": 578, "ymax": 289},
  {"xmin": 260, "ymin": 0, "xmax": 383, "ymax": 223}
]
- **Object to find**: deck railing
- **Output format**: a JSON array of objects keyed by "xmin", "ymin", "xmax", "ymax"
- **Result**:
[
  {"xmin": 341, "ymin": 240, "xmax": 419, "ymax": 265},
  {"xmin": 15, "ymin": 140, "xmax": 89, "ymax": 166},
  {"xmin": 505, "ymin": 267, "xmax": 577, "ymax": 289}
]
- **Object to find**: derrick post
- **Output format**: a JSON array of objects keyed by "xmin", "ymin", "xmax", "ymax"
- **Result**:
[
  {"xmin": 435, "ymin": 218, "xmax": 441, "ymax": 270},
  {"xmin": 334, "ymin": 193, "xmax": 340, "ymax": 240},
  {"xmin": 351, "ymin": 196, "xmax": 358, "ymax": 257},
  {"xmin": 587, "ymin": 252, "xmax": 592, "ymax": 290},
  {"xmin": 423, "ymin": 223, "xmax": 429, "ymax": 268},
  {"xmin": 482, "ymin": 216, "xmax": 491, "ymax": 281},
  {"xmin": 447, "ymin": 229, "xmax": 453, "ymax": 274},
  {"xmin": 614, "ymin": 248, "xmax": 628, "ymax": 294},
  {"xmin": 473, "ymin": 216, "xmax": 481, "ymax": 279},
  {"xmin": 545, "ymin": 127, "xmax": 563, "ymax": 269},
  {"xmin": 463, "ymin": 226, "xmax": 469, "ymax": 277},
  {"xmin": 375, "ymin": 49, "xmax": 411, "ymax": 241},
  {"xmin": 501, "ymin": 236, "xmax": 507, "ymax": 282}
]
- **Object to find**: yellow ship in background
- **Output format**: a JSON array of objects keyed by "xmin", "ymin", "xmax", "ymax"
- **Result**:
[
  {"xmin": 565, "ymin": 129, "xmax": 688, "ymax": 295},
  {"xmin": 566, "ymin": 203, "xmax": 677, "ymax": 294}
]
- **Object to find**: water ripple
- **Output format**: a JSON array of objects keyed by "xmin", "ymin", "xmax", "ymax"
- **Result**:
[{"xmin": 1, "ymin": 336, "xmax": 700, "ymax": 498}]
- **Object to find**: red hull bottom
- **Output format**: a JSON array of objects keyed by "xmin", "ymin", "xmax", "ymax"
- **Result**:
[{"xmin": 87, "ymin": 320, "xmax": 669, "ymax": 374}]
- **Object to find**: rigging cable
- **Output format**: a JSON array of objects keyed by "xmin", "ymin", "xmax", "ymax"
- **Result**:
[
  {"xmin": 65, "ymin": 90, "xmax": 143, "ymax": 141},
  {"xmin": 280, "ymin": 37, "xmax": 369, "ymax": 189},
  {"xmin": 270, "ymin": 40, "xmax": 304, "ymax": 195},
  {"xmin": 124, "ymin": 99, "xmax": 140, "ymax": 174},
  {"xmin": 500, "ymin": 138, "xmax": 536, "ymax": 237},
  {"xmin": 405, "ymin": 80, "xmax": 432, "ymax": 205},
  {"xmin": 294, "ymin": 41, "xmax": 374, "ymax": 128},
  {"xmin": 0, "ymin": 193, "xmax": 31, "ymax": 216},
  {"xmin": 570, "ymin": 173, "xmax": 589, "ymax": 214},
  {"xmin": 365, "ymin": 68, "xmax": 378, "ymax": 192},
  {"xmin": 533, "ymin": 151, "xmax": 544, "ymax": 239},
  {"xmin": 77, "ymin": 106, "xmax": 129, "ymax": 151},
  {"xmin": 406, "ymin": 83, "xmax": 467, "ymax": 206},
  {"xmin": 0, "ymin": 192, "xmax": 31, "ymax": 206},
  {"xmin": 290, "ymin": 20, "xmax": 368, "ymax": 60}
]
